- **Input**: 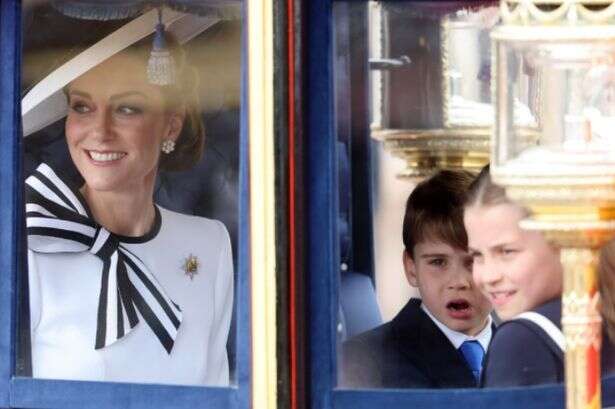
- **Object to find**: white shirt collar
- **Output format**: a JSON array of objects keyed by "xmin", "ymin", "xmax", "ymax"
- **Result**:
[{"xmin": 420, "ymin": 302, "xmax": 492, "ymax": 351}]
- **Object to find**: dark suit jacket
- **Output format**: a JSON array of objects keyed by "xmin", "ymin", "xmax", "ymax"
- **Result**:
[
  {"xmin": 341, "ymin": 298, "xmax": 480, "ymax": 388},
  {"xmin": 482, "ymin": 298, "xmax": 615, "ymax": 387}
]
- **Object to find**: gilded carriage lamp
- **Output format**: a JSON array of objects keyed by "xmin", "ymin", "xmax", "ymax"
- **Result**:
[
  {"xmin": 369, "ymin": 3, "xmax": 497, "ymax": 179},
  {"xmin": 490, "ymin": 1, "xmax": 615, "ymax": 408}
]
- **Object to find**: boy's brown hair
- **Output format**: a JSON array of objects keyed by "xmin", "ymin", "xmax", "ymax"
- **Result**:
[{"xmin": 402, "ymin": 170, "xmax": 475, "ymax": 258}]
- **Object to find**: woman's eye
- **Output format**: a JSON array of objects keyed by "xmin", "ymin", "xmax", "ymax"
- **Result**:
[
  {"xmin": 70, "ymin": 102, "xmax": 91, "ymax": 114},
  {"xmin": 117, "ymin": 105, "xmax": 143, "ymax": 115}
]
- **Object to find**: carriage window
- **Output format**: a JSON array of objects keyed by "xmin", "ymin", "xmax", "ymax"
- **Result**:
[
  {"xmin": 332, "ymin": 1, "xmax": 615, "ymax": 396},
  {"xmin": 20, "ymin": 0, "xmax": 241, "ymax": 387},
  {"xmin": 333, "ymin": 1, "xmax": 500, "ymax": 389}
]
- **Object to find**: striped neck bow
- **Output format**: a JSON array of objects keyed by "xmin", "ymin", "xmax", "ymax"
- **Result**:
[{"xmin": 25, "ymin": 163, "xmax": 182, "ymax": 353}]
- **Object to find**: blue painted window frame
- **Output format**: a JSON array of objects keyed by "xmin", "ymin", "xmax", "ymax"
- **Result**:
[
  {"xmin": 306, "ymin": 1, "xmax": 615, "ymax": 409},
  {"xmin": 0, "ymin": 1, "xmax": 251, "ymax": 408}
]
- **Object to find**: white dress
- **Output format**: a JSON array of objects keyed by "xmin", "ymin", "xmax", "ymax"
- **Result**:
[{"xmin": 28, "ymin": 206, "xmax": 234, "ymax": 386}]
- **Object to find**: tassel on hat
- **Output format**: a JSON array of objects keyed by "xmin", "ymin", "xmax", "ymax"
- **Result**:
[{"xmin": 147, "ymin": 7, "xmax": 176, "ymax": 86}]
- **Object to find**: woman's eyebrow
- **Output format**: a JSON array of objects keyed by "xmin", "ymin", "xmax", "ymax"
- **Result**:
[
  {"xmin": 67, "ymin": 90, "xmax": 91, "ymax": 99},
  {"xmin": 110, "ymin": 91, "xmax": 147, "ymax": 101}
]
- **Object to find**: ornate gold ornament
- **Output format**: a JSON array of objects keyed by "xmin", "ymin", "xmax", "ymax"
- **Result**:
[
  {"xmin": 562, "ymin": 291, "xmax": 602, "ymax": 350},
  {"xmin": 491, "ymin": 1, "xmax": 615, "ymax": 407},
  {"xmin": 372, "ymin": 128, "xmax": 490, "ymax": 178},
  {"xmin": 501, "ymin": 0, "xmax": 615, "ymax": 25},
  {"xmin": 182, "ymin": 254, "xmax": 199, "ymax": 280},
  {"xmin": 369, "ymin": 4, "xmax": 497, "ymax": 179}
]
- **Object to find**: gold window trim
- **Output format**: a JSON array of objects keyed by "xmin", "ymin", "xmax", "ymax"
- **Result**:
[{"xmin": 248, "ymin": 1, "xmax": 278, "ymax": 408}]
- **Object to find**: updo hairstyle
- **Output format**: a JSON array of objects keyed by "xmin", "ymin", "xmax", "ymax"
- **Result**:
[{"xmin": 113, "ymin": 31, "xmax": 205, "ymax": 172}]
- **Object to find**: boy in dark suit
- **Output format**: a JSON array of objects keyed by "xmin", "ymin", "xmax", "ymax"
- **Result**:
[{"xmin": 342, "ymin": 170, "xmax": 493, "ymax": 388}]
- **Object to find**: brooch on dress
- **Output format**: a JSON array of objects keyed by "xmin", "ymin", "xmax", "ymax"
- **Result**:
[{"xmin": 182, "ymin": 254, "xmax": 199, "ymax": 280}]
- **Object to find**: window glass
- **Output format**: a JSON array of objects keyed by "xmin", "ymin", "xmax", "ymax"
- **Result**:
[
  {"xmin": 332, "ymin": 1, "xmax": 615, "ymax": 394},
  {"xmin": 366, "ymin": 2, "xmax": 496, "ymax": 322},
  {"xmin": 333, "ymin": 0, "xmax": 501, "ymax": 390},
  {"xmin": 20, "ymin": 0, "xmax": 241, "ymax": 387}
]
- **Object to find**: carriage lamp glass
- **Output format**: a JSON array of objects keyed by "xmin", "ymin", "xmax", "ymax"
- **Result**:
[
  {"xmin": 490, "ymin": 5, "xmax": 615, "ymax": 408},
  {"xmin": 442, "ymin": 7, "xmax": 497, "ymax": 128},
  {"xmin": 369, "ymin": 3, "xmax": 497, "ymax": 179},
  {"xmin": 493, "ymin": 33, "xmax": 615, "ymax": 182}
]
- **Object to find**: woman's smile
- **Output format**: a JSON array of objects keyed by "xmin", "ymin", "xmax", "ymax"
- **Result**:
[
  {"xmin": 86, "ymin": 150, "xmax": 127, "ymax": 163},
  {"xmin": 65, "ymin": 52, "xmax": 177, "ymax": 194}
]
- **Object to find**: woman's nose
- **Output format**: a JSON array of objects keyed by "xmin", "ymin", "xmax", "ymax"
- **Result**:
[{"xmin": 90, "ymin": 108, "xmax": 114, "ymax": 140}]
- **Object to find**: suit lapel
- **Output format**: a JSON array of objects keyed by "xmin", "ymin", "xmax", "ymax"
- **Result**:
[{"xmin": 392, "ymin": 299, "xmax": 477, "ymax": 388}]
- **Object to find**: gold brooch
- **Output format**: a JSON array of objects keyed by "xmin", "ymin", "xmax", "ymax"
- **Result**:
[{"xmin": 182, "ymin": 254, "xmax": 199, "ymax": 280}]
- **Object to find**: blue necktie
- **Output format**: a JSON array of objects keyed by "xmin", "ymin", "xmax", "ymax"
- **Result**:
[{"xmin": 459, "ymin": 340, "xmax": 485, "ymax": 383}]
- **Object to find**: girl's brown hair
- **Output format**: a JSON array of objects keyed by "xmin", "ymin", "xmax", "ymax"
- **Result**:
[{"xmin": 464, "ymin": 165, "xmax": 511, "ymax": 208}]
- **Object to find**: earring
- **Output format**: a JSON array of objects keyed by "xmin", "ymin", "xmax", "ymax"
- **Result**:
[{"xmin": 161, "ymin": 139, "xmax": 175, "ymax": 154}]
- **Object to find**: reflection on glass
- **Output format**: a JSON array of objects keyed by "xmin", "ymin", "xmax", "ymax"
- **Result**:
[
  {"xmin": 490, "ymin": 6, "xmax": 615, "ymax": 403},
  {"xmin": 334, "ymin": 1, "xmax": 496, "ymax": 390},
  {"xmin": 495, "ymin": 40, "xmax": 615, "ymax": 176},
  {"xmin": 21, "ymin": 1, "xmax": 240, "ymax": 386},
  {"xmin": 368, "ymin": 2, "xmax": 493, "ymax": 181},
  {"xmin": 442, "ymin": 6, "xmax": 498, "ymax": 128}
]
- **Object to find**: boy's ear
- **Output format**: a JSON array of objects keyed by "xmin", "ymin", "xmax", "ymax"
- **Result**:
[{"xmin": 403, "ymin": 250, "xmax": 419, "ymax": 288}]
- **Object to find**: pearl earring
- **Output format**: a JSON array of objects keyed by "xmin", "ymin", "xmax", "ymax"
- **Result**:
[{"xmin": 161, "ymin": 139, "xmax": 175, "ymax": 154}]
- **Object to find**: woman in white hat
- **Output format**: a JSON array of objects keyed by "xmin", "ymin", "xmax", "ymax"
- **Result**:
[{"xmin": 24, "ymin": 9, "xmax": 233, "ymax": 386}]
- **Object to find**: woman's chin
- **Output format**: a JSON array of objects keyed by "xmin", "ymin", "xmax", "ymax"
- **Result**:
[{"xmin": 82, "ymin": 176, "xmax": 129, "ymax": 194}]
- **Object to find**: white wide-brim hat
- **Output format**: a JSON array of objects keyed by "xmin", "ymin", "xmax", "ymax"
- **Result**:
[{"xmin": 22, "ymin": 7, "xmax": 221, "ymax": 137}]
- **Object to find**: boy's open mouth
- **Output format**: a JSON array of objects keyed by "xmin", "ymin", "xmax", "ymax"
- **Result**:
[
  {"xmin": 446, "ymin": 299, "xmax": 473, "ymax": 319},
  {"xmin": 447, "ymin": 300, "xmax": 470, "ymax": 310}
]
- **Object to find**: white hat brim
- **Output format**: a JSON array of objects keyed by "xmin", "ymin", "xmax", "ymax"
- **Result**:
[{"xmin": 22, "ymin": 8, "xmax": 220, "ymax": 137}]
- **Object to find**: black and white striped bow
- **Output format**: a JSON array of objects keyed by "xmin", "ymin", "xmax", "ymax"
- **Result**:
[{"xmin": 25, "ymin": 163, "xmax": 182, "ymax": 353}]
